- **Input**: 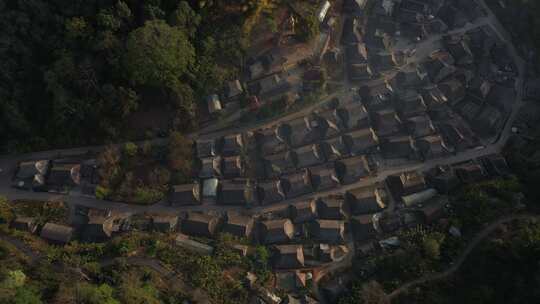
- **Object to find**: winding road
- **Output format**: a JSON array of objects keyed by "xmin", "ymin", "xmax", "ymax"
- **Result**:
[{"xmin": 386, "ymin": 214, "xmax": 539, "ymax": 301}]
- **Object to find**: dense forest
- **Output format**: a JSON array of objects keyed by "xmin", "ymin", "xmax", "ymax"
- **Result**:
[{"xmin": 0, "ymin": 0, "xmax": 257, "ymax": 154}]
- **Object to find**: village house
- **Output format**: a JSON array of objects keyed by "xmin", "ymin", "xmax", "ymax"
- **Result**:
[
  {"xmin": 249, "ymin": 61, "xmax": 265, "ymax": 79},
  {"xmin": 175, "ymin": 233, "xmax": 214, "ymax": 255},
  {"xmin": 181, "ymin": 212, "xmax": 220, "ymax": 238},
  {"xmin": 274, "ymin": 245, "xmax": 305, "ymax": 269},
  {"xmin": 380, "ymin": 135, "xmax": 418, "ymax": 159},
  {"xmin": 340, "ymin": 102, "xmax": 370, "ymax": 130},
  {"xmin": 437, "ymin": 78, "xmax": 467, "ymax": 106},
  {"xmin": 196, "ymin": 138, "xmax": 216, "ymax": 158},
  {"xmin": 265, "ymin": 150, "xmax": 297, "ymax": 177},
  {"xmin": 221, "ymin": 156, "xmax": 244, "ymax": 178},
  {"xmin": 257, "ymin": 180, "xmax": 286, "ymax": 205},
  {"xmin": 481, "ymin": 154, "xmax": 511, "ymax": 177},
  {"xmin": 283, "ymin": 116, "xmax": 323, "ymax": 148},
  {"xmin": 416, "ymin": 135, "xmax": 451, "ymax": 160},
  {"xmin": 14, "ymin": 160, "xmax": 49, "ymax": 190},
  {"xmin": 152, "ymin": 215, "xmax": 179, "ymax": 232},
  {"xmin": 219, "ymin": 180, "xmax": 255, "ymax": 206},
  {"xmin": 11, "ymin": 217, "xmax": 37, "ymax": 233},
  {"xmin": 169, "ymin": 183, "xmax": 201, "ymax": 206},
  {"xmin": 198, "ymin": 157, "xmax": 221, "ymax": 178},
  {"xmin": 343, "ymin": 128, "xmax": 379, "ymax": 155},
  {"xmin": 386, "ymin": 70, "xmax": 426, "ymax": 93},
  {"xmin": 405, "ymin": 115, "xmax": 435, "ymax": 138},
  {"xmin": 372, "ymin": 109, "xmax": 402, "ymax": 137},
  {"xmin": 398, "ymin": 171, "xmax": 427, "ymax": 196},
  {"xmin": 421, "ymin": 197, "xmax": 448, "ymax": 224},
  {"xmin": 310, "ymin": 165, "xmax": 340, "ymax": 191},
  {"xmin": 395, "ymin": 90, "xmax": 428, "ymax": 117},
  {"xmin": 47, "ymin": 161, "xmax": 81, "ymax": 191},
  {"xmin": 317, "ymin": 110, "xmax": 342, "ymax": 138},
  {"xmin": 349, "ymin": 63, "xmax": 375, "ymax": 81},
  {"xmin": 260, "ymin": 219, "xmax": 295, "ymax": 244},
  {"xmin": 437, "ymin": 123, "xmax": 473, "ymax": 152},
  {"xmin": 335, "ymin": 156, "xmax": 371, "ymax": 184},
  {"xmin": 206, "ymin": 94, "xmax": 222, "ymax": 115},
  {"xmin": 445, "ymin": 36, "xmax": 474, "ymax": 66},
  {"xmin": 347, "ymin": 187, "xmax": 387, "ymax": 215},
  {"xmin": 323, "ymin": 137, "xmax": 349, "ymax": 160},
  {"xmin": 275, "ymin": 271, "xmax": 307, "ymax": 292},
  {"xmin": 295, "ymin": 144, "xmax": 326, "ymax": 168},
  {"xmin": 40, "ymin": 223, "xmax": 74, "ymax": 245},
  {"xmin": 81, "ymin": 213, "xmax": 116, "ymax": 242},
  {"xmin": 317, "ymin": 197, "xmax": 347, "ymax": 220},
  {"xmin": 252, "ymin": 74, "xmax": 291, "ymax": 99},
  {"xmin": 253, "ymin": 127, "xmax": 287, "ymax": 156},
  {"xmin": 417, "ymin": 57, "xmax": 456, "ymax": 83},
  {"xmin": 201, "ymin": 178, "xmax": 219, "ymax": 204},
  {"xmin": 292, "ymin": 200, "xmax": 318, "ymax": 224},
  {"xmin": 222, "ymin": 212, "xmax": 254, "ymax": 239},
  {"xmin": 454, "ymin": 162, "xmax": 485, "ymax": 183},
  {"xmin": 312, "ymin": 220, "xmax": 346, "ymax": 243},
  {"xmin": 226, "ymin": 79, "xmax": 244, "ymax": 101},
  {"xmin": 220, "ymin": 133, "xmax": 244, "ymax": 156},
  {"xmin": 427, "ymin": 166, "xmax": 461, "ymax": 194},
  {"xmin": 281, "ymin": 169, "xmax": 314, "ymax": 199},
  {"xmin": 402, "ymin": 189, "xmax": 438, "ymax": 208}
]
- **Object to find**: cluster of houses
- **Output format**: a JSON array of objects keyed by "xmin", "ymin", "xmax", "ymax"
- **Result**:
[
  {"xmin": 317, "ymin": 152, "xmax": 511, "ymax": 301},
  {"xmin": 336, "ymin": 6, "xmax": 518, "ymax": 170},
  {"xmin": 177, "ymin": 97, "xmax": 383, "ymax": 207},
  {"xmin": 12, "ymin": 157, "xmax": 97, "ymax": 194}
]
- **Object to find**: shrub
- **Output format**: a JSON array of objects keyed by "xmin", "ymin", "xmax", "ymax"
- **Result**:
[
  {"xmin": 95, "ymin": 186, "xmax": 111, "ymax": 200},
  {"xmin": 123, "ymin": 142, "xmax": 138, "ymax": 158}
]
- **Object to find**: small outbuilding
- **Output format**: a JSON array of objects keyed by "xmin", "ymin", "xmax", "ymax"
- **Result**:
[
  {"xmin": 40, "ymin": 223, "xmax": 74, "ymax": 245},
  {"xmin": 260, "ymin": 219, "xmax": 295, "ymax": 244},
  {"xmin": 181, "ymin": 213, "xmax": 220, "ymax": 238}
]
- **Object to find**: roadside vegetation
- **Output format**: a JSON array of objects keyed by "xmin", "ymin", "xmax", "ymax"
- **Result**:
[
  {"xmin": 0, "ymin": 196, "xmax": 273, "ymax": 304},
  {"xmin": 95, "ymin": 132, "xmax": 193, "ymax": 205},
  {"xmin": 393, "ymin": 219, "xmax": 540, "ymax": 304},
  {"xmin": 338, "ymin": 176, "xmax": 528, "ymax": 303}
]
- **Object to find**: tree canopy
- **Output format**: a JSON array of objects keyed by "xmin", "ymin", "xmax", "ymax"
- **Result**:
[{"xmin": 124, "ymin": 20, "xmax": 195, "ymax": 89}]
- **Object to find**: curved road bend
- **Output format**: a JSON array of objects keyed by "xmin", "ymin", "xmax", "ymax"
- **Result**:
[{"xmin": 386, "ymin": 214, "xmax": 539, "ymax": 301}]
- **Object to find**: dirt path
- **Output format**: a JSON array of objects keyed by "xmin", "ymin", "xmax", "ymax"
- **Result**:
[{"xmin": 386, "ymin": 214, "xmax": 539, "ymax": 301}]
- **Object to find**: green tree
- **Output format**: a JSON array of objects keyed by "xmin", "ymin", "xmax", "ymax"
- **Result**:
[
  {"xmin": 423, "ymin": 237, "xmax": 441, "ymax": 260},
  {"xmin": 11, "ymin": 287, "xmax": 42, "ymax": 304},
  {"xmin": 124, "ymin": 20, "xmax": 195, "ymax": 89},
  {"xmin": 76, "ymin": 283, "xmax": 119, "ymax": 304},
  {"xmin": 118, "ymin": 273, "xmax": 161, "ymax": 304},
  {"xmin": 297, "ymin": 13, "xmax": 320, "ymax": 42},
  {"xmin": 65, "ymin": 17, "xmax": 91, "ymax": 41},
  {"xmin": 2, "ymin": 270, "xmax": 26, "ymax": 289},
  {"xmin": 123, "ymin": 142, "xmax": 138, "ymax": 158},
  {"xmin": 168, "ymin": 1, "xmax": 201, "ymax": 37},
  {"xmin": 0, "ymin": 196, "xmax": 13, "ymax": 224}
]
